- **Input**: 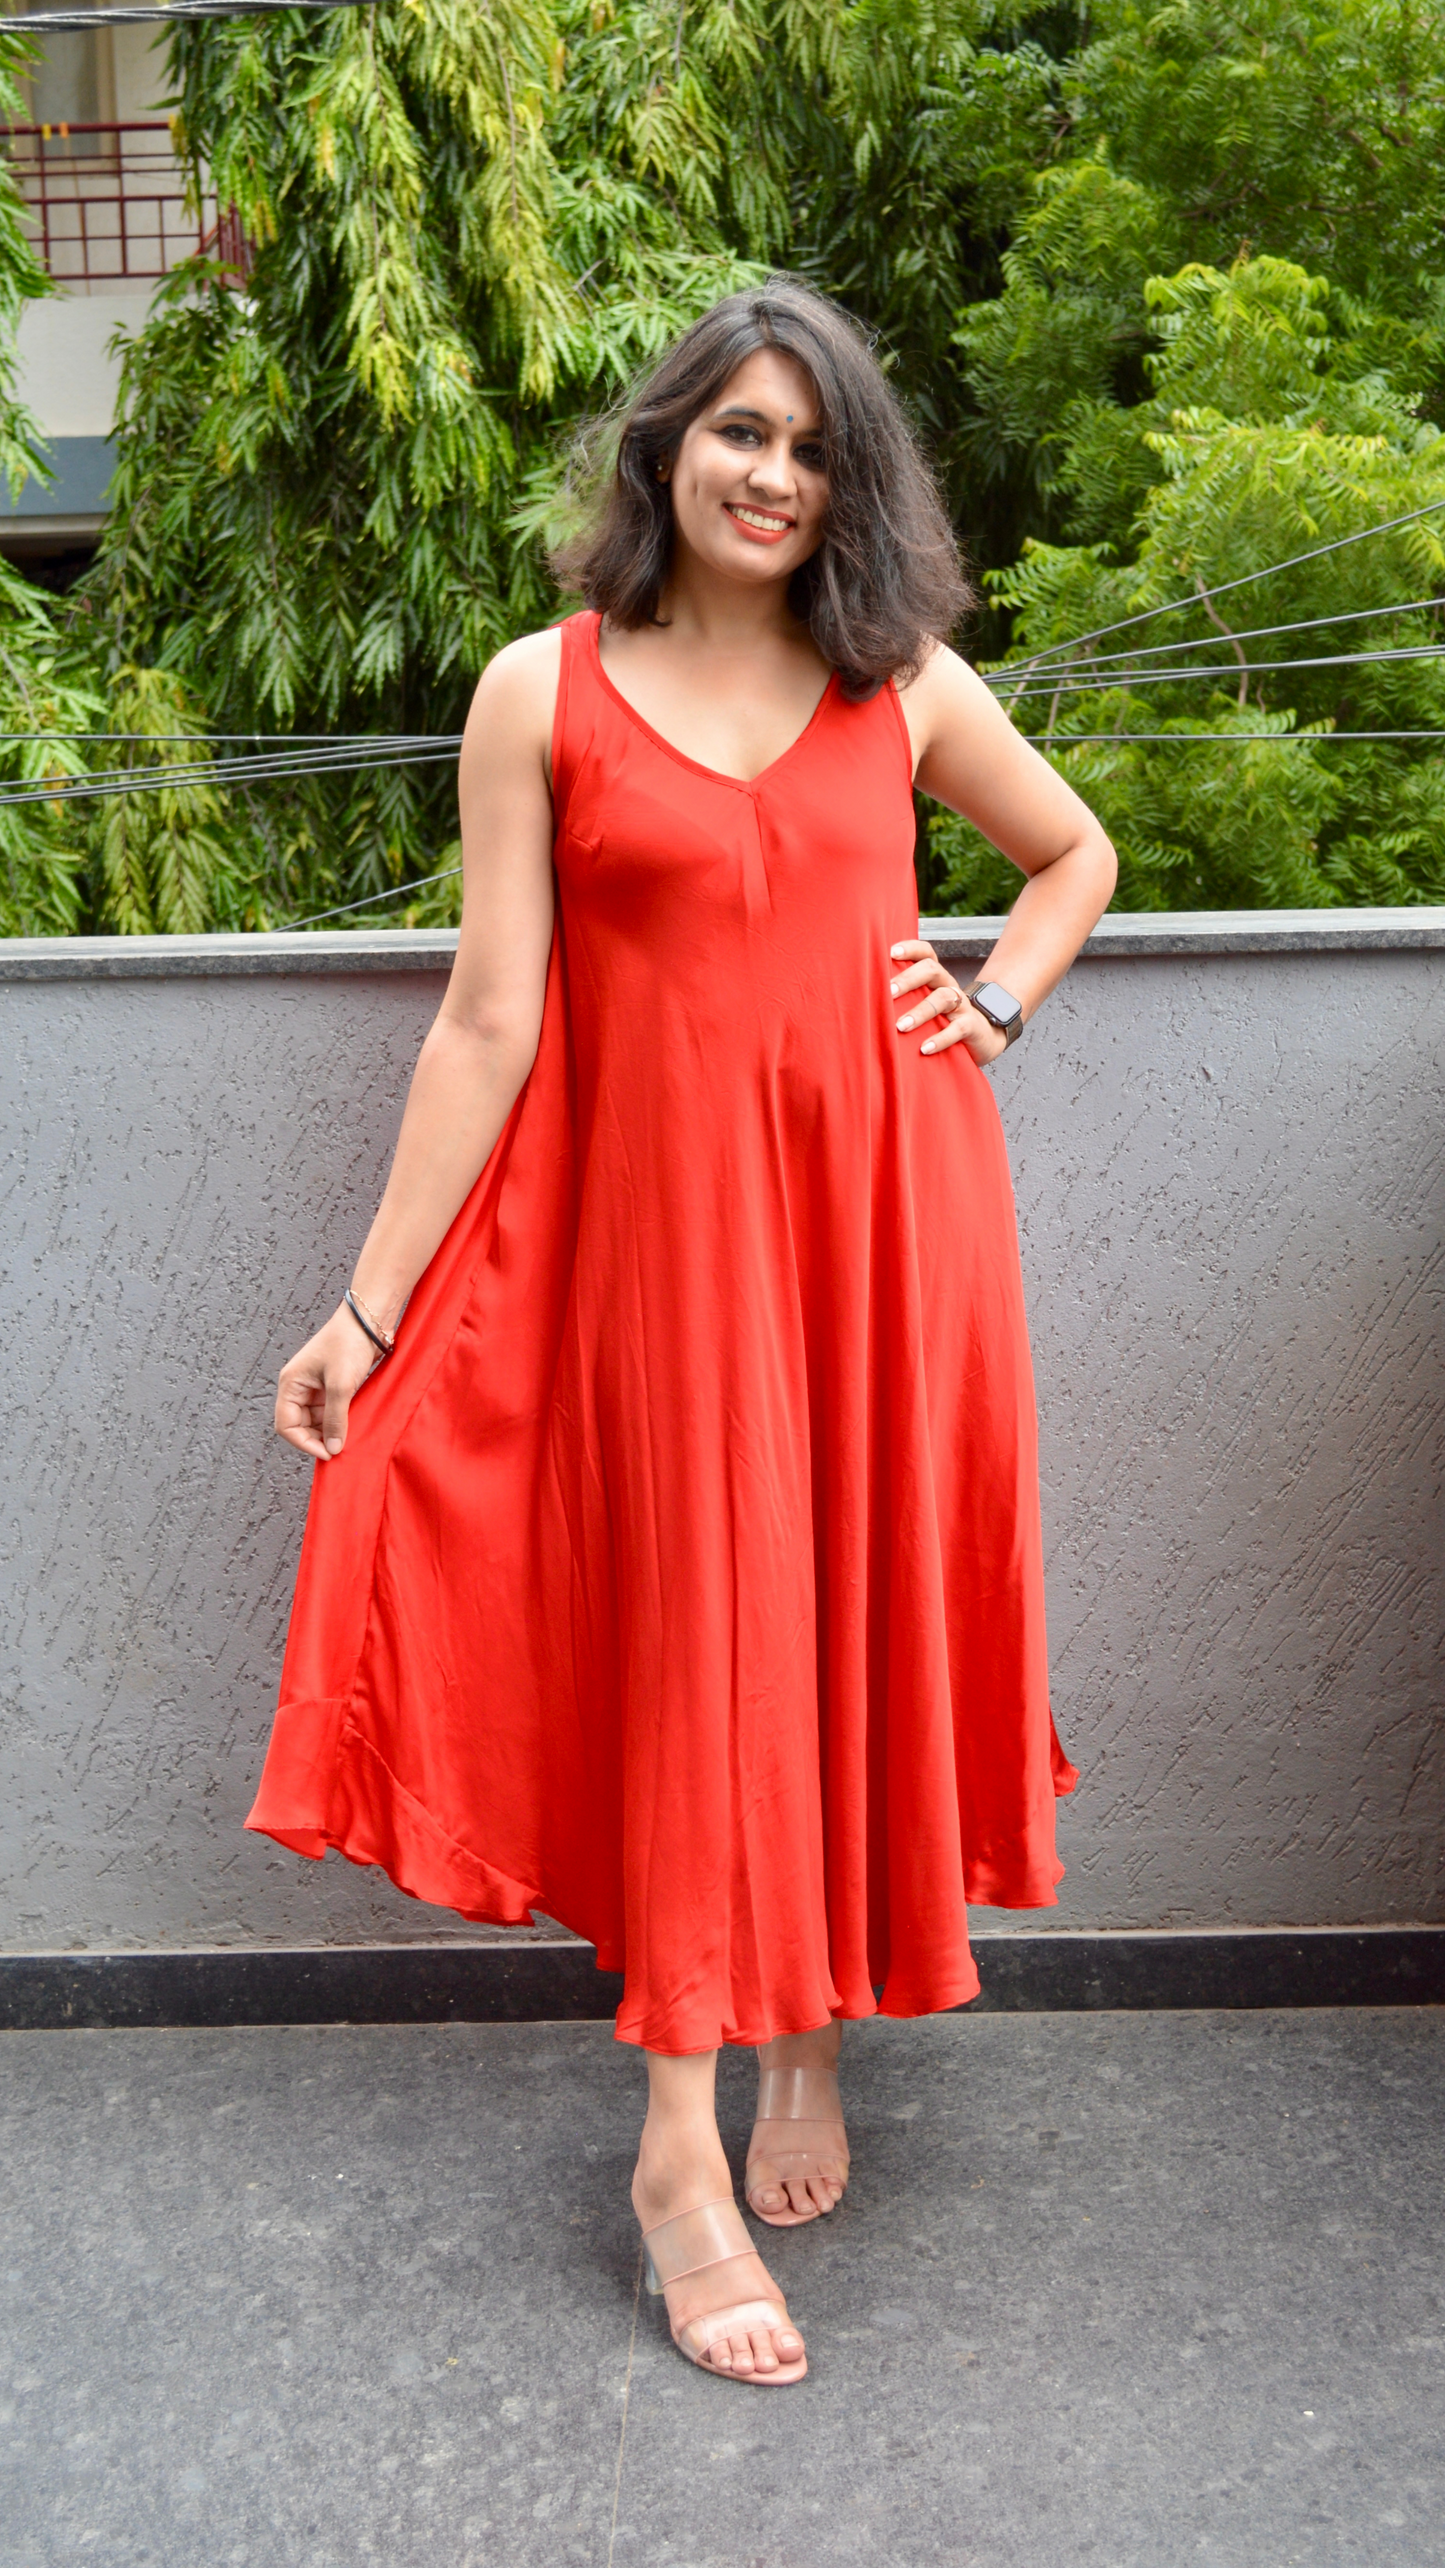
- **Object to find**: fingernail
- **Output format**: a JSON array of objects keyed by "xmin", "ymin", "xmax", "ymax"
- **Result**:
[
  {"xmin": 326, "ymin": 1439, "xmax": 342, "ymax": 1456},
  {"xmin": 921, "ymin": 1040, "xmax": 935, "ymax": 1053},
  {"xmin": 889, "ymin": 979, "xmax": 899, "ymax": 994},
  {"xmin": 898, "ymin": 1014, "xmax": 912, "ymax": 1030}
]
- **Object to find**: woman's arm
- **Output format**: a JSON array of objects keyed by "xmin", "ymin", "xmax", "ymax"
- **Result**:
[
  {"xmin": 891, "ymin": 644, "xmax": 1117, "ymax": 1063},
  {"xmin": 274, "ymin": 628, "xmax": 561, "ymax": 1462}
]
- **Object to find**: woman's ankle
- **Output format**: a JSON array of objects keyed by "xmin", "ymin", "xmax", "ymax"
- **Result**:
[
  {"xmin": 632, "ymin": 2107, "xmax": 731, "ymax": 2225},
  {"xmin": 756, "ymin": 2020, "xmax": 842, "ymax": 2074}
]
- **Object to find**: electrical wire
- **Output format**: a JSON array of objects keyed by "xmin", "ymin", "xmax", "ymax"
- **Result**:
[
  {"xmin": 0, "ymin": 755, "xmax": 452, "ymax": 808},
  {"xmin": 1022, "ymin": 729, "xmax": 1445, "ymax": 745},
  {"xmin": 992, "ymin": 592, "xmax": 1445, "ymax": 685},
  {"xmin": 1002, "ymin": 496, "xmax": 1445, "ymax": 677},
  {"xmin": 1, "ymin": 1, "xmax": 365, "ymax": 34},
  {"xmin": 0, "ymin": 730, "xmax": 422, "ymax": 743},
  {"xmin": 292, "ymin": 864, "xmax": 462, "ymax": 927},
  {"xmin": 7, "ymin": 623, "xmax": 1443, "ymax": 775},
  {"xmin": 5, "ymin": 705, "xmax": 1444, "ymax": 804},
  {"xmin": 997, "ymin": 641, "xmax": 1445, "ymax": 698},
  {"xmin": 0, "ymin": 733, "xmax": 462, "ymax": 807}
]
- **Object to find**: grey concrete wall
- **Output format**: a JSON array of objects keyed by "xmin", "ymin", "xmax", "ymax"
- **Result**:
[{"xmin": 2, "ymin": 913, "xmax": 1442, "ymax": 1953}]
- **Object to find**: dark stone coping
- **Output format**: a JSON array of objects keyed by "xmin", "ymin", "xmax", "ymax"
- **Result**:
[
  {"xmin": 2, "ymin": 909, "xmax": 1444, "ymax": 981},
  {"xmin": 2, "ymin": 1928, "xmax": 1440, "ymax": 2030}
]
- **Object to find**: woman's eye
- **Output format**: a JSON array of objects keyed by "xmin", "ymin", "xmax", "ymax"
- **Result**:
[
  {"xmin": 795, "ymin": 444, "xmax": 825, "ymax": 470},
  {"xmin": 718, "ymin": 424, "xmax": 760, "ymax": 445}
]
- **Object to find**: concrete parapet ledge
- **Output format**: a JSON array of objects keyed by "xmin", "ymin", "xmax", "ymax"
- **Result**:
[
  {"xmin": 2, "ymin": 1927, "xmax": 1442, "ymax": 2030},
  {"xmin": 3, "ymin": 905, "xmax": 1445, "ymax": 978},
  {"xmin": 4, "ymin": 910, "xmax": 1440, "ymax": 1962}
]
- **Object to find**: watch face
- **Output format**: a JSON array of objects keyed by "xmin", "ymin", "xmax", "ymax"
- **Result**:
[{"xmin": 972, "ymin": 981, "xmax": 1022, "ymax": 1029}]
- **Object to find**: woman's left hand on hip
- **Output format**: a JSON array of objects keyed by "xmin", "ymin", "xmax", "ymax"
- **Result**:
[{"xmin": 888, "ymin": 939, "xmax": 1007, "ymax": 1064}]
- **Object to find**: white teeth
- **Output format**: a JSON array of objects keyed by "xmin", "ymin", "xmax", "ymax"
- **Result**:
[{"xmin": 730, "ymin": 506, "xmax": 791, "ymax": 531}]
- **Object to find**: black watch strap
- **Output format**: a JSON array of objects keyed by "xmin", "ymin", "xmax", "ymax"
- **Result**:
[{"xmin": 966, "ymin": 980, "xmax": 1024, "ymax": 1046}]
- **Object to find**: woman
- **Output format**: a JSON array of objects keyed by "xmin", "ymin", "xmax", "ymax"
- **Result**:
[{"xmin": 251, "ymin": 279, "xmax": 1116, "ymax": 2389}]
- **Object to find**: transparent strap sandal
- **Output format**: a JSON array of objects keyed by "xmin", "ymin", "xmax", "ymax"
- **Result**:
[
  {"xmin": 642, "ymin": 2196, "xmax": 807, "ymax": 2385},
  {"xmin": 745, "ymin": 2063, "xmax": 851, "ymax": 2227}
]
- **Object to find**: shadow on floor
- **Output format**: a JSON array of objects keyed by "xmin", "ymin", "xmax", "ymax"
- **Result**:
[{"xmin": 2, "ymin": 2009, "xmax": 1442, "ymax": 2567}]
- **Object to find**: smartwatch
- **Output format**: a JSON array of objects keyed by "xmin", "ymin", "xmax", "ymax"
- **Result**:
[{"xmin": 966, "ymin": 980, "xmax": 1024, "ymax": 1046}]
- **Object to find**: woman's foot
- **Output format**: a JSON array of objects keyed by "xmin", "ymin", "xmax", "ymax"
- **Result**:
[
  {"xmin": 746, "ymin": 2021, "xmax": 849, "ymax": 2226},
  {"xmin": 632, "ymin": 2112, "xmax": 806, "ymax": 2381}
]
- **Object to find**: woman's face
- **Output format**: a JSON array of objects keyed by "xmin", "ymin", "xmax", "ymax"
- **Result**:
[{"xmin": 664, "ymin": 350, "xmax": 828, "ymax": 590}]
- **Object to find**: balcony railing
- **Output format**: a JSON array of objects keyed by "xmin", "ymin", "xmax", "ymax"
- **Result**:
[{"xmin": 2, "ymin": 120, "xmax": 245, "ymax": 284}]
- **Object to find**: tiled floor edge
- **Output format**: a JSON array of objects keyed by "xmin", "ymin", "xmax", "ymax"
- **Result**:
[{"xmin": 2, "ymin": 1927, "xmax": 1441, "ymax": 2029}]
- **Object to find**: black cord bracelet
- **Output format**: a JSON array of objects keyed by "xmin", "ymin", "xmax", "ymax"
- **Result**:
[{"xmin": 344, "ymin": 1288, "xmax": 394, "ymax": 1359}]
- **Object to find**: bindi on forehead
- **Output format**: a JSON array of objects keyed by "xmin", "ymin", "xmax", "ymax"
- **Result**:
[{"xmin": 713, "ymin": 402, "xmax": 822, "ymax": 435}]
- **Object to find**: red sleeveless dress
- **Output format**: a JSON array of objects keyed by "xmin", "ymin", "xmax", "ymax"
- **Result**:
[{"xmin": 247, "ymin": 611, "xmax": 1076, "ymax": 2051}]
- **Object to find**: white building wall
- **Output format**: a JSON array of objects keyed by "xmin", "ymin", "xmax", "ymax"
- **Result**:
[
  {"xmin": 3, "ymin": 20, "xmax": 171, "ymax": 499},
  {"xmin": 112, "ymin": 22, "xmax": 168, "ymax": 123},
  {"xmin": 14, "ymin": 286, "xmax": 147, "ymax": 441}
]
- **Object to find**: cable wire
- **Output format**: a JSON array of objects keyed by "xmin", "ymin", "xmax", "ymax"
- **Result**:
[
  {"xmin": 4, "ymin": 707, "xmax": 1442, "ymax": 804},
  {"xmin": 292, "ymin": 865, "xmax": 462, "ymax": 927},
  {"xmin": 997, "ymin": 641, "xmax": 1445, "ymax": 699},
  {"xmin": 1002, "ymin": 497, "xmax": 1445, "ymax": 677},
  {"xmin": 992, "ymin": 592, "xmax": 1445, "ymax": 685},
  {"xmin": 0, "ymin": 730, "xmax": 421, "ymax": 743},
  {"xmin": 2, "ymin": 1, "xmax": 366, "ymax": 34},
  {"xmin": 0, "ymin": 734, "xmax": 462, "ymax": 807},
  {"xmin": 1021, "ymin": 728, "xmax": 1445, "ymax": 745}
]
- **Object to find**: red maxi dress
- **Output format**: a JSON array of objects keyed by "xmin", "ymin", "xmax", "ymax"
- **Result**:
[{"xmin": 247, "ymin": 610, "xmax": 1076, "ymax": 2052}]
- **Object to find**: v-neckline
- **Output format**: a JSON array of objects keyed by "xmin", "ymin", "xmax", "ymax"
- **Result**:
[{"xmin": 589, "ymin": 615, "xmax": 837, "ymax": 793}]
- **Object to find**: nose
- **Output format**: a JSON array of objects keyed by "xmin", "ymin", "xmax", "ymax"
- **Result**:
[{"xmin": 747, "ymin": 438, "xmax": 796, "ymax": 501}]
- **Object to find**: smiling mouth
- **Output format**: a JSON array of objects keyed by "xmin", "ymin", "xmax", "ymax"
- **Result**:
[{"xmin": 725, "ymin": 503, "xmax": 795, "ymax": 540}]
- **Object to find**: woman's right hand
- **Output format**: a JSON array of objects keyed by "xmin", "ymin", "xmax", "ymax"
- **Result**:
[{"xmin": 275, "ymin": 1306, "xmax": 380, "ymax": 1463}]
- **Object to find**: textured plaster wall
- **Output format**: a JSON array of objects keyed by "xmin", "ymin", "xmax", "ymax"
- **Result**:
[{"xmin": 1, "ymin": 938, "xmax": 1441, "ymax": 1953}]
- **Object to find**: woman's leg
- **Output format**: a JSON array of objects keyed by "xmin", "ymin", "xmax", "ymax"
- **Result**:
[
  {"xmin": 747, "ymin": 2019, "xmax": 849, "ymax": 2222},
  {"xmin": 631, "ymin": 2047, "xmax": 806, "ymax": 2378}
]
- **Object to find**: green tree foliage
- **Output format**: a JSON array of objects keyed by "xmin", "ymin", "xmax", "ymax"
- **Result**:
[
  {"xmin": 0, "ymin": 24, "xmax": 95, "ymax": 937},
  {"xmin": 1, "ymin": 0, "xmax": 1443, "ymax": 929},
  {"xmin": 931, "ymin": 1, "xmax": 1445, "ymax": 909},
  {"xmin": 936, "ymin": 251, "xmax": 1445, "ymax": 910},
  {"xmin": 0, "ymin": 25, "xmax": 240, "ymax": 933}
]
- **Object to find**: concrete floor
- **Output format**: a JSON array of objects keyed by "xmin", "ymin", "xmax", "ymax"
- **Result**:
[{"xmin": 1, "ymin": 2010, "xmax": 1442, "ymax": 2568}]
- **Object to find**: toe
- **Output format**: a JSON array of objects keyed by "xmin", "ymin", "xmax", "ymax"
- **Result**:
[
  {"xmin": 748, "ymin": 2327, "xmax": 779, "ymax": 2373},
  {"xmin": 752, "ymin": 2182, "xmax": 785, "ymax": 2212}
]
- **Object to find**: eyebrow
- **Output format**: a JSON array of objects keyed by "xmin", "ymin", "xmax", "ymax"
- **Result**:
[{"xmin": 712, "ymin": 403, "xmax": 823, "ymax": 435}]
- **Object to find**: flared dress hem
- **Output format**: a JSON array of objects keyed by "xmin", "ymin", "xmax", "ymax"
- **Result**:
[{"xmin": 246, "ymin": 1694, "xmax": 1074, "ymax": 2050}]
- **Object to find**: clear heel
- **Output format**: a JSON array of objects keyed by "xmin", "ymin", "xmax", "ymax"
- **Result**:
[
  {"xmin": 639, "ymin": 2196, "xmax": 807, "ymax": 2385},
  {"xmin": 746, "ymin": 2063, "xmax": 850, "ymax": 2227}
]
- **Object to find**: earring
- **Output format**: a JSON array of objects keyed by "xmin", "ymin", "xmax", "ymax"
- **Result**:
[{"xmin": 655, "ymin": 458, "xmax": 668, "ymax": 482}]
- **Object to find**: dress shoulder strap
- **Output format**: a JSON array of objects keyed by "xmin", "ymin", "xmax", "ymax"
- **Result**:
[{"xmin": 550, "ymin": 609, "xmax": 603, "ymax": 833}]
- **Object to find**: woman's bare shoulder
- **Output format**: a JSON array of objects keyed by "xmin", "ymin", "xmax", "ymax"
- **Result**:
[
  {"xmin": 464, "ymin": 624, "xmax": 566, "ymax": 748},
  {"xmin": 893, "ymin": 637, "xmax": 999, "ymax": 765},
  {"xmin": 895, "ymin": 636, "xmax": 986, "ymax": 708}
]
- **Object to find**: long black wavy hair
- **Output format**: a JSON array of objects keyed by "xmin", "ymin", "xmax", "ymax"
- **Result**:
[{"xmin": 553, "ymin": 279, "xmax": 974, "ymax": 703}]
